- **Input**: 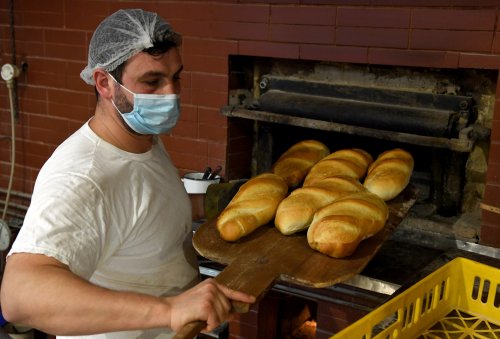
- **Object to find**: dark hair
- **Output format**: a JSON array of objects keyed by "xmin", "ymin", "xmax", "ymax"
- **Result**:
[{"xmin": 95, "ymin": 37, "xmax": 179, "ymax": 98}]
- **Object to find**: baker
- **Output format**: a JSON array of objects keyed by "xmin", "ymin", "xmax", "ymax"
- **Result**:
[{"xmin": 0, "ymin": 8, "xmax": 254, "ymax": 338}]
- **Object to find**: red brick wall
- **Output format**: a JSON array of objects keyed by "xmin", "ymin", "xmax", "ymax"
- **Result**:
[{"xmin": 1, "ymin": 1, "xmax": 500, "ymax": 248}]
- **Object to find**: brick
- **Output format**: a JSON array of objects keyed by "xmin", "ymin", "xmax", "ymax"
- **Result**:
[
  {"xmin": 199, "ymin": 122, "xmax": 228, "ymax": 143},
  {"xmin": 180, "ymin": 72, "xmax": 193, "ymax": 93},
  {"xmin": 483, "ymin": 182, "xmax": 500, "ymax": 207},
  {"xmin": 14, "ymin": 41, "xmax": 45, "ymax": 58},
  {"xmin": 486, "ymin": 161, "xmax": 500, "ymax": 185},
  {"xmin": 191, "ymin": 87, "xmax": 227, "ymax": 108},
  {"xmin": 271, "ymin": 5, "xmax": 336, "ymax": 25},
  {"xmin": 207, "ymin": 141, "xmax": 227, "ymax": 162},
  {"xmin": 336, "ymin": 27, "xmax": 408, "ymax": 48},
  {"xmin": 27, "ymin": 123, "xmax": 70, "ymax": 146},
  {"xmin": 337, "ymin": 7, "xmax": 410, "ymax": 28},
  {"xmin": 66, "ymin": 75, "xmax": 92, "ymax": 93},
  {"xmin": 240, "ymin": 0, "xmax": 299, "ymax": 3},
  {"xmin": 169, "ymin": 150, "xmax": 210, "ymax": 174},
  {"xmin": 22, "ymin": 140, "xmax": 53, "ymax": 159},
  {"xmin": 239, "ymin": 40, "xmax": 299, "ymax": 59},
  {"xmin": 164, "ymin": 137, "xmax": 208, "ymax": 158},
  {"xmin": 179, "ymin": 104, "xmax": 198, "ymax": 123},
  {"xmin": 44, "ymin": 29, "xmax": 87, "ymax": 46},
  {"xmin": 183, "ymin": 54, "xmax": 229, "ymax": 74},
  {"xmin": 300, "ymin": 44, "xmax": 368, "ymax": 64},
  {"xmin": 17, "ymin": 152, "xmax": 48, "ymax": 172},
  {"xmin": 171, "ymin": 119, "xmax": 198, "ymax": 139},
  {"xmin": 270, "ymin": 24, "xmax": 335, "ymax": 44},
  {"xmin": 211, "ymin": 21, "xmax": 269, "ymax": 41},
  {"xmin": 19, "ymin": 98, "xmax": 48, "ymax": 116},
  {"xmin": 302, "ymin": 0, "xmax": 369, "ymax": 3},
  {"xmin": 459, "ymin": 53, "xmax": 500, "ymax": 69},
  {"xmin": 212, "ymin": 3, "xmax": 269, "ymax": 23},
  {"xmin": 17, "ymin": 84, "xmax": 47, "ymax": 102},
  {"xmin": 47, "ymin": 89, "xmax": 89, "ymax": 108},
  {"xmin": 12, "ymin": 27, "xmax": 44, "ymax": 43},
  {"xmin": 183, "ymin": 37, "xmax": 238, "ymax": 58},
  {"xmin": 491, "ymin": 119, "xmax": 500, "ymax": 140},
  {"xmin": 368, "ymin": 48, "xmax": 459, "ymax": 68},
  {"xmin": 26, "ymin": 71, "xmax": 67, "ymax": 90},
  {"xmin": 411, "ymin": 30, "xmax": 493, "ymax": 53},
  {"xmin": 15, "ymin": 0, "xmax": 64, "ymax": 13},
  {"xmin": 412, "ymin": 9, "xmax": 496, "ymax": 31},
  {"xmin": 171, "ymin": 19, "xmax": 213, "ymax": 38},
  {"xmin": 109, "ymin": 2, "xmax": 159, "ymax": 14},
  {"xmin": 371, "ymin": 0, "xmax": 453, "ymax": 5},
  {"xmin": 44, "ymin": 44, "xmax": 86, "ymax": 62},
  {"xmin": 492, "ymin": 32, "xmax": 500, "ymax": 53},
  {"xmin": 64, "ymin": 1, "xmax": 111, "ymax": 30},
  {"xmin": 479, "ymin": 222, "xmax": 500, "ymax": 248},
  {"xmin": 487, "ymin": 141, "xmax": 500, "ymax": 165},
  {"xmin": 198, "ymin": 106, "xmax": 227, "ymax": 126},
  {"xmin": 47, "ymin": 101, "xmax": 92, "ymax": 122},
  {"xmin": 19, "ymin": 11, "xmax": 65, "ymax": 28},
  {"xmin": 191, "ymin": 73, "xmax": 228, "ymax": 93},
  {"xmin": 156, "ymin": 2, "xmax": 212, "ymax": 21}
]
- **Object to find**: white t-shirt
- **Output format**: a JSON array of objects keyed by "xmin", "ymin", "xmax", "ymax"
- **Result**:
[{"xmin": 9, "ymin": 122, "xmax": 200, "ymax": 338}]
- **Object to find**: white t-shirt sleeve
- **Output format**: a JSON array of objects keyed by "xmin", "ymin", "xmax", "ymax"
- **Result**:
[{"xmin": 9, "ymin": 172, "xmax": 106, "ymax": 280}]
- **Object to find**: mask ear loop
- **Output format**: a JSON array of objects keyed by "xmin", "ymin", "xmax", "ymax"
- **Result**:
[
  {"xmin": 108, "ymin": 72, "xmax": 136, "ymax": 95},
  {"xmin": 107, "ymin": 73, "xmax": 135, "ymax": 115}
]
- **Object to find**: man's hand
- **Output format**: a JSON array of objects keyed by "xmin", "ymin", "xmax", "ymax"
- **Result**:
[{"xmin": 166, "ymin": 278, "xmax": 256, "ymax": 332}]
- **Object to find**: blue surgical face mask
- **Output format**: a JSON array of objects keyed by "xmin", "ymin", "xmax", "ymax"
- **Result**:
[{"xmin": 109, "ymin": 74, "xmax": 181, "ymax": 135}]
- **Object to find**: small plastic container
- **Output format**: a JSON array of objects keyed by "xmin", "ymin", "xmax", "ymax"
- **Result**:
[{"xmin": 331, "ymin": 257, "xmax": 500, "ymax": 338}]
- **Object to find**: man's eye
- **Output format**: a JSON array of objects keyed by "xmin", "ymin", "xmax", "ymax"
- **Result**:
[{"xmin": 145, "ymin": 80, "xmax": 160, "ymax": 86}]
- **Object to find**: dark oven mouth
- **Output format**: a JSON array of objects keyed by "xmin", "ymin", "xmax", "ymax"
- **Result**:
[{"xmin": 224, "ymin": 56, "xmax": 496, "ymax": 250}]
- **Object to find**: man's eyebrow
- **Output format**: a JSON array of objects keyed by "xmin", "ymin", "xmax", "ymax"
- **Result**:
[{"xmin": 138, "ymin": 65, "xmax": 183, "ymax": 80}]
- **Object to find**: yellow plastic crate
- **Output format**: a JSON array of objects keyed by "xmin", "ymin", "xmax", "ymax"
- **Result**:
[{"xmin": 331, "ymin": 257, "xmax": 500, "ymax": 338}]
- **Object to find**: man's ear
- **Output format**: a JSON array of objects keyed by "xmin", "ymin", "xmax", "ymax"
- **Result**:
[{"xmin": 94, "ymin": 69, "xmax": 113, "ymax": 99}]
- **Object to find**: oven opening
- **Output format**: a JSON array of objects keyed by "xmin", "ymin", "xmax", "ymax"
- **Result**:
[{"xmin": 225, "ymin": 56, "xmax": 495, "ymax": 250}]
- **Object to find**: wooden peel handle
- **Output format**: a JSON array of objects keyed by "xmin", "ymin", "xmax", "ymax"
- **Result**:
[
  {"xmin": 173, "ymin": 321, "xmax": 206, "ymax": 339},
  {"xmin": 172, "ymin": 300, "xmax": 251, "ymax": 339}
]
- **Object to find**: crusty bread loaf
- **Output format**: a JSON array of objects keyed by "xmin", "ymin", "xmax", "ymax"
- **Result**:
[
  {"xmin": 363, "ymin": 148, "xmax": 414, "ymax": 201},
  {"xmin": 307, "ymin": 191, "xmax": 388, "ymax": 258},
  {"xmin": 216, "ymin": 173, "xmax": 288, "ymax": 242},
  {"xmin": 272, "ymin": 140, "xmax": 330, "ymax": 189},
  {"xmin": 303, "ymin": 148, "xmax": 373, "ymax": 186},
  {"xmin": 275, "ymin": 176, "xmax": 365, "ymax": 235}
]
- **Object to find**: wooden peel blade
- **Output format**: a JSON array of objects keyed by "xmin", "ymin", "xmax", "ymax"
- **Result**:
[{"xmin": 174, "ymin": 184, "xmax": 418, "ymax": 339}]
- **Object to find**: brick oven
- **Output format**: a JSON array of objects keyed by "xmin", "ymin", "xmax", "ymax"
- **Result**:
[{"xmin": 1, "ymin": 1, "xmax": 500, "ymax": 338}]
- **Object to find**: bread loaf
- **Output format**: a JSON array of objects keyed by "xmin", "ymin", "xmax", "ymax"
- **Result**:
[
  {"xmin": 272, "ymin": 140, "xmax": 330, "ymax": 189},
  {"xmin": 216, "ymin": 173, "xmax": 288, "ymax": 242},
  {"xmin": 307, "ymin": 191, "xmax": 389, "ymax": 258},
  {"xmin": 275, "ymin": 176, "xmax": 365, "ymax": 235},
  {"xmin": 303, "ymin": 148, "xmax": 373, "ymax": 186},
  {"xmin": 363, "ymin": 148, "xmax": 414, "ymax": 201}
]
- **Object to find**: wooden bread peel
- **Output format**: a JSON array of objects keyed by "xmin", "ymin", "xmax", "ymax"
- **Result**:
[{"xmin": 174, "ymin": 184, "xmax": 418, "ymax": 339}]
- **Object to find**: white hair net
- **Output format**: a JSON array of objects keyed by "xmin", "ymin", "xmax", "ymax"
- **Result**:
[{"xmin": 80, "ymin": 9, "xmax": 181, "ymax": 85}]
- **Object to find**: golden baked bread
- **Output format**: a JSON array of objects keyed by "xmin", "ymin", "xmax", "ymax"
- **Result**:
[
  {"xmin": 303, "ymin": 148, "xmax": 373, "ymax": 186},
  {"xmin": 275, "ymin": 176, "xmax": 365, "ymax": 235},
  {"xmin": 216, "ymin": 173, "xmax": 288, "ymax": 242},
  {"xmin": 272, "ymin": 140, "xmax": 330, "ymax": 189},
  {"xmin": 307, "ymin": 191, "xmax": 388, "ymax": 258},
  {"xmin": 363, "ymin": 148, "xmax": 414, "ymax": 201}
]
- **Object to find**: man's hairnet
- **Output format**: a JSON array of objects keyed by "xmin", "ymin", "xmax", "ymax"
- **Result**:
[{"xmin": 80, "ymin": 9, "xmax": 181, "ymax": 85}]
